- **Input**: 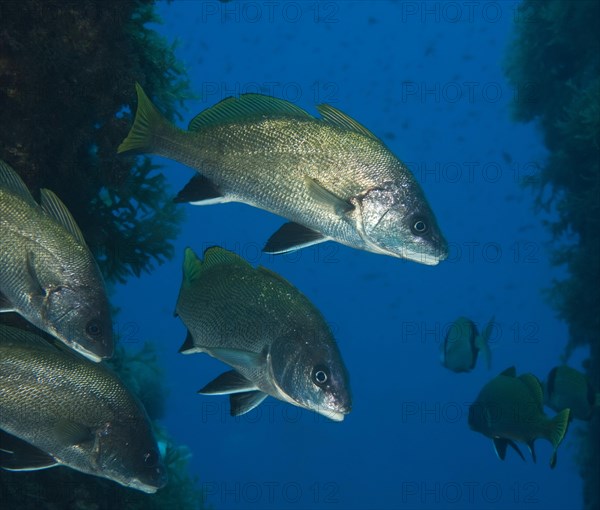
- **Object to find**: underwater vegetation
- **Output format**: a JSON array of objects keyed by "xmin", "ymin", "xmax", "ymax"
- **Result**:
[
  {"xmin": 0, "ymin": 0, "xmax": 191, "ymax": 284},
  {"xmin": 1, "ymin": 0, "xmax": 205, "ymax": 507},
  {"xmin": 504, "ymin": 1, "xmax": 600, "ymax": 508}
]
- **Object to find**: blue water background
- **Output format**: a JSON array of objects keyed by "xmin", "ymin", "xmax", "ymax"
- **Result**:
[{"xmin": 113, "ymin": 2, "xmax": 585, "ymax": 509}]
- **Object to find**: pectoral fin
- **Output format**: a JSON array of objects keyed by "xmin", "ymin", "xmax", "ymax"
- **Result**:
[
  {"xmin": 174, "ymin": 174, "xmax": 227, "ymax": 205},
  {"xmin": 53, "ymin": 420, "xmax": 93, "ymax": 446},
  {"xmin": 198, "ymin": 370, "xmax": 257, "ymax": 395},
  {"xmin": 263, "ymin": 222, "xmax": 327, "ymax": 254},
  {"xmin": 0, "ymin": 430, "xmax": 58, "ymax": 471},
  {"xmin": 304, "ymin": 176, "xmax": 354, "ymax": 215},
  {"xmin": 209, "ymin": 347, "xmax": 264, "ymax": 369},
  {"xmin": 230, "ymin": 391, "xmax": 268, "ymax": 416}
]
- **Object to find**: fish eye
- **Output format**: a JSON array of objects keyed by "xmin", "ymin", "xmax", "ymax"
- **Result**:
[
  {"xmin": 85, "ymin": 320, "xmax": 102, "ymax": 338},
  {"xmin": 312, "ymin": 365, "xmax": 330, "ymax": 386},
  {"xmin": 143, "ymin": 450, "xmax": 158, "ymax": 467},
  {"xmin": 410, "ymin": 217, "xmax": 429, "ymax": 236}
]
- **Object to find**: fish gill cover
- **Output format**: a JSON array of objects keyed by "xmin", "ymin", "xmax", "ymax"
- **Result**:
[
  {"xmin": 504, "ymin": 1, "xmax": 600, "ymax": 509},
  {"xmin": 0, "ymin": 0, "xmax": 205, "ymax": 509}
]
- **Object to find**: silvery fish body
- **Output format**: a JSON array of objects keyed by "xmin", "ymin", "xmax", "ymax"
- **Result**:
[
  {"xmin": 119, "ymin": 84, "xmax": 448, "ymax": 265},
  {"xmin": 0, "ymin": 325, "xmax": 166, "ymax": 493},
  {"xmin": 175, "ymin": 246, "xmax": 351, "ymax": 421},
  {"xmin": 0, "ymin": 160, "xmax": 113, "ymax": 361}
]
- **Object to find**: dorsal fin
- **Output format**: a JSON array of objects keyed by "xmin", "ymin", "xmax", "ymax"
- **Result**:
[
  {"xmin": 519, "ymin": 373, "xmax": 544, "ymax": 406},
  {"xmin": 182, "ymin": 247, "xmax": 250, "ymax": 286},
  {"xmin": 182, "ymin": 247, "xmax": 203, "ymax": 286},
  {"xmin": 316, "ymin": 104, "xmax": 379, "ymax": 140},
  {"xmin": 0, "ymin": 160, "xmax": 37, "ymax": 207},
  {"xmin": 499, "ymin": 366, "xmax": 517, "ymax": 377},
  {"xmin": 40, "ymin": 189, "xmax": 87, "ymax": 245},
  {"xmin": 203, "ymin": 246, "xmax": 251, "ymax": 270},
  {"xmin": 188, "ymin": 94, "xmax": 313, "ymax": 131}
]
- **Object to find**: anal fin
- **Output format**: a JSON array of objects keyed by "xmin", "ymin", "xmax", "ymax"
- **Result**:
[
  {"xmin": 198, "ymin": 370, "xmax": 257, "ymax": 395},
  {"xmin": 0, "ymin": 430, "xmax": 58, "ymax": 471},
  {"xmin": 263, "ymin": 222, "xmax": 327, "ymax": 254},
  {"xmin": 493, "ymin": 437, "xmax": 525, "ymax": 462}
]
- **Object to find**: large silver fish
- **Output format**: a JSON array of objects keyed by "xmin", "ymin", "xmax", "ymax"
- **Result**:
[
  {"xmin": 175, "ymin": 246, "xmax": 351, "ymax": 421},
  {"xmin": 118, "ymin": 84, "xmax": 448, "ymax": 265},
  {"xmin": 0, "ymin": 324, "xmax": 166, "ymax": 493},
  {"xmin": 0, "ymin": 160, "xmax": 113, "ymax": 361}
]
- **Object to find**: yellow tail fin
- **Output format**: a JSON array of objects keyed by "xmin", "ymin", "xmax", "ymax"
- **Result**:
[
  {"xmin": 547, "ymin": 408, "xmax": 570, "ymax": 469},
  {"xmin": 117, "ymin": 83, "xmax": 172, "ymax": 154}
]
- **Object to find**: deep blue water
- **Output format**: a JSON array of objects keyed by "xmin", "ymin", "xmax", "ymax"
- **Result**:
[{"xmin": 113, "ymin": 2, "xmax": 585, "ymax": 509}]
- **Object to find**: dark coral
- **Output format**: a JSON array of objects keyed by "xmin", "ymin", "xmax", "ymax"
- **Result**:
[{"xmin": 504, "ymin": 1, "xmax": 600, "ymax": 508}]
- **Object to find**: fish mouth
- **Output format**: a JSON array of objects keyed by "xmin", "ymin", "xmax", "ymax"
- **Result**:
[
  {"xmin": 392, "ymin": 248, "xmax": 442, "ymax": 266},
  {"xmin": 66, "ymin": 340, "xmax": 104, "ymax": 362},
  {"xmin": 357, "ymin": 231, "xmax": 445, "ymax": 265},
  {"xmin": 317, "ymin": 407, "xmax": 346, "ymax": 422},
  {"xmin": 127, "ymin": 477, "xmax": 165, "ymax": 494}
]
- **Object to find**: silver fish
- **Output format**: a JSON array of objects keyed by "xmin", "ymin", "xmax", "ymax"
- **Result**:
[
  {"xmin": 118, "ymin": 84, "xmax": 448, "ymax": 265},
  {"xmin": 0, "ymin": 160, "xmax": 113, "ymax": 361},
  {"xmin": 175, "ymin": 246, "xmax": 351, "ymax": 421},
  {"xmin": 0, "ymin": 324, "xmax": 166, "ymax": 492}
]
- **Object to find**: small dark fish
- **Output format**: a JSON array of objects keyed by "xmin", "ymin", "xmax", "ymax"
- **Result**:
[
  {"xmin": 0, "ymin": 160, "xmax": 113, "ymax": 361},
  {"xmin": 469, "ymin": 366, "xmax": 570, "ymax": 468},
  {"xmin": 118, "ymin": 84, "xmax": 448, "ymax": 265},
  {"xmin": 175, "ymin": 246, "xmax": 351, "ymax": 421},
  {"xmin": 544, "ymin": 365, "xmax": 600, "ymax": 421},
  {"xmin": 440, "ymin": 316, "xmax": 493, "ymax": 372},
  {"xmin": 0, "ymin": 325, "xmax": 166, "ymax": 492}
]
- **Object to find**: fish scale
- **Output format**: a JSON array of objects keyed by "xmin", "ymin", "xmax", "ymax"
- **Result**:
[
  {"xmin": 0, "ymin": 160, "xmax": 113, "ymax": 361},
  {"xmin": 119, "ymin": 84, "xmax": 448, "ymax": 264},
  {"xmin": 175, "ymin": 246, "xmax": 351, "ymax": 420},
  {"xmin": 0, "ymin": 325, "xmax": 166, "ymax": 493}
]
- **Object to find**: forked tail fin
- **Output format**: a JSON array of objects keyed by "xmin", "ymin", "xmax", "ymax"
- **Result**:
[
  {"xmin": 547, "ymin": 408, "xmax": 570, "ymax": 469},
  {"xmin": 476, "ymin": 316, "xmax": 494, "ymax": 370},
  {"xmin": 118, "ymin": 83, "xmax": 176, "ymax": 154}
]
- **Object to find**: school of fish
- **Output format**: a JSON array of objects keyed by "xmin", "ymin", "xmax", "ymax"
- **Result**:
[{"xmin": 0, "ymin": 83, "xmax": 595, "ymax": 494}]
